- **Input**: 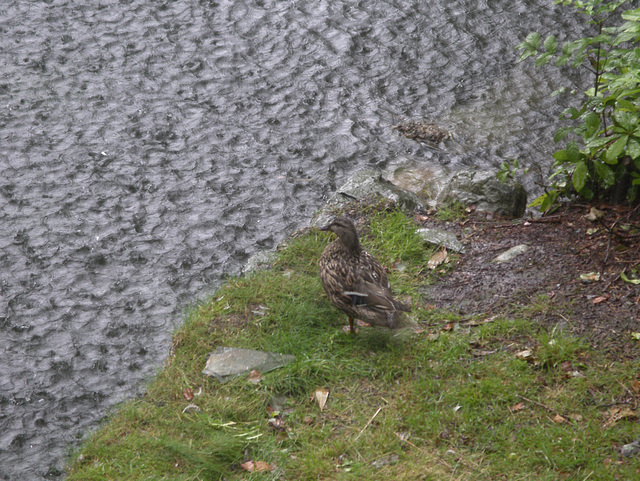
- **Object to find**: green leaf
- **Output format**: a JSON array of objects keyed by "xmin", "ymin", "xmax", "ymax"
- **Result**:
[
  {"xmin": 544, "ymin": 35, "xmax": 558, "ymax": 54},
  {"xmin": 561, "ymin": 107, "xmax": 581, "ymax": 120},
  {"xmin": 584, "ymin": 112, "xmax": 601, "ymax": 138},
  {"xmin": 585, "ymin": 136, "xmax": 611, "ymax": 151},
  {"xmin": 552, "ymin": 149, "xmax": 569, "ymax": 162},
  {"xmin": 627, "ymin": 138, "xmax": 640, "ymax": 159},
  {"xmin": 566, "ymin": 141, "xmax": 582, "ymax": 163},
  {"xmin": 561, "ymin": 39, "xmax": 582, "ymax": 56},
  {"xmin": 605, "ymin": 134, "xmax": 628, "ymax": 163},
  {"xmin": 621, "ymin": 271, "xmax": 640, "ymax": 285},
  {"xmin": 572, "ymin": 160, "xmax": 589, "ymax": 192},
  {"xmin": 554, "ymin": 127, "xmax": 572, "ymax": 143},
  {"xmin": 529, "ymin": 191, "xmax": 558, "ymax": 213},
  {"xmin": 539, "ymin": 191, "xmax": 559, "ymax": 213},
  {"xmin": 524, "ymin": 32, "xmax": 541, "ymax": 49},
  {"xmin": 613, "ymin": 111, "xmax": 639, "ymax": 131},
  {"xmin": 535, "ymin": 53, "xmax": 553, "ymax": 67},
  {"xmin": 621, "ymin": 8, "xmax": 640, "ymax": 22},
  {"xmin": 615, "ymin": 99, "xmax": 638, "ymax": 112},
  {"xmin": 593, "ymin": 159, "xmax": 616, "ymax": 187}
]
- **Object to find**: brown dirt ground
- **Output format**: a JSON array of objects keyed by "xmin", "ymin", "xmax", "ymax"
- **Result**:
[{"xmin": 417, "ymin": 204, "xmax": 640, "ymax": 360}]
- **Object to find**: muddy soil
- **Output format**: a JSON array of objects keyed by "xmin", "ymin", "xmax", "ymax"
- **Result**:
[{"xmin": 417, "ymin": 204, "xmax": 640, "ymax": 359}]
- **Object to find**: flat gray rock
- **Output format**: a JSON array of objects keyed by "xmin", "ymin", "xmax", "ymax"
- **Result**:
[
  {"xmin": 202, "ymin": 347, "xmax": 295, "ymax": 382},
  {"xmin": 416, "ymin": 228, "xmax": 465, "ymax": 253}
]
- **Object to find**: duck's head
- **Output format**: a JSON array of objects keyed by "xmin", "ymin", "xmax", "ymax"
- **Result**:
[{"xmin": 319, "ymin": 216, "xmax": 360, "ymax": 252}]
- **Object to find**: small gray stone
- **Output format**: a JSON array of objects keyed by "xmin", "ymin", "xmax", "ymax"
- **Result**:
[
  {"xmin": 242, "ymin": 250, "xmax": 278, "ymax": 275},
  {"xmin": 371, "ymin": 454, "xmax": 400, "ymax": 468},
  {"xmin": 621, "ymin": 440, "xmax": 640, "ymax": 457},
  {"xmin": 416, "ymin": 228, "xmax": 465, "ymax": 253},
  {"xmin": 202, "ymin": 347, "xmax": 295, "ymax": 382},
  {"xmin": 492, "ymin": 244, "xmax": 529, "ymax": 263}
]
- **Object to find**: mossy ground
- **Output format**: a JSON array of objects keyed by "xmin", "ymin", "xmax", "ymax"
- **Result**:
[{"xmin": 66, "ymin": 208, "xmax": 640, "ymax": 480}]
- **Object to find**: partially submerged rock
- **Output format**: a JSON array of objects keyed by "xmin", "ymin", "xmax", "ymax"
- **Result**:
[
  {"xmin": 383, "ymin": 160, "xmax": 451, "ymax": 206},
  {"xmin": 202, "ymin": 347, "xmax": 295, "ymax": 382},
  {"xmin": 312, "ymin": 169, "xmax": 424, "ymax": 227},
  {"xmin": 438, "ymin": 169, "xmax": 527, "ymax": 218}
]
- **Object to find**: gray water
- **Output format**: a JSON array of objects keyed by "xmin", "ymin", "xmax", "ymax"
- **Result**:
[{"xmin": 0, "ymin": 0, "xmax": 586, "ymax": 478}]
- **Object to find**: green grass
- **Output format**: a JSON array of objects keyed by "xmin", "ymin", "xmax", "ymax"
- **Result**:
[{"xmin": 66, "ymin": 209, "xmax": 640, "ymax": 480}]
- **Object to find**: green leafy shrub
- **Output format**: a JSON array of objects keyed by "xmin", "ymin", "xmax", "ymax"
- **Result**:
[{"xmin": 517, "ymin": 0, "xmax": 640, "ymax": 211}]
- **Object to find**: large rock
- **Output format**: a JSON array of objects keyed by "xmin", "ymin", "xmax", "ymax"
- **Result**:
[
  {"xmin": 437, "ymin": 169, "xmax": 527, "ymax": 217},
  {"xmin": 383, "ymin": 159, "xmax": 451, "ymax": 207},
  {"xmin": 312, "ymin": 169, "xmax": 425, "ymax": 226}
]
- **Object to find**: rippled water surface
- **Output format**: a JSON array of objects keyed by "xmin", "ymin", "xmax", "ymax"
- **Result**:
[{"xmin": 1, "ymin": 0, "xmax": 585, "ymax": 478}]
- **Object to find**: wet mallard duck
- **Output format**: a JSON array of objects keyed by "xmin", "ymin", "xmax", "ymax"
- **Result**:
[
  {"xmin": 318, "ymin": 217, "xmax": 411, "ymax": 333},
  {"xmin": 392, "ymin": 120, "xmax": 451, "ymax": 144}
]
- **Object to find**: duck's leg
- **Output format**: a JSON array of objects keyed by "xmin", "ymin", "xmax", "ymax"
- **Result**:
[{"xmin": 348, "ymin": 317, "xmax": 355, "ymax": 334}]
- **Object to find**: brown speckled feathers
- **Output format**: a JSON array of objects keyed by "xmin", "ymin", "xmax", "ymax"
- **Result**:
[{"xmin": 318, "ymin": 217, "xmax": 410, "ymax": 332}]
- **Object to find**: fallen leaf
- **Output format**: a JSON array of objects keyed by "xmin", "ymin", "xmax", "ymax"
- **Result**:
[
  {"xmin": 632, "ymin": 379, "xmax": 640, "ymax": 394},
  {"xmin": 580, "ymin": 272, "xmax": 601, "ymax": 283},
  {"xmin": 442, "ymin": 322, "xmax": 455, "ymax": 332},
  {"xmin": 371, "ymin": 454, "xmax": 399, "ymax": 468},
  {"xmin": 516, "ymin": 349, "xmax": 533, "ymax": 360},
  {"xmin": 182, "ymin": 403, "xmax": 200, "ymax": 414},
  {"xmin": 621, "ymin": 271, "xmax": 640, "ymax": 285},
  {"xmin": 428, "ymin": 248, "xmax": 448, "ymax": 270},
  {"xmin": 586, "ymin": 227, "xmax": 599, "ymax": 235},
  {"xmin": 268, "ymin": 416, "xmax": 286, "ymax": 432},
  {"xmin": 560, "ymin": 361, "xmax": 574, "ymax": 372},
  {"xmin": 240, "ymin": 460, "xmax": 274, "ymax": 473},
  {"xmin": 568, "ymin": 413, "xmax": 583, "ymax": 422},
  {"xmin": 510, "ymin": 402, "xmax": 526, "ymax": 412},
  {"xmin": 593, "ymin": 295, "xmax": 609, "ymax": 304},
  {"xmin": 315, "ymin": 388, "xmax": 329, "ymax": 412},
  {"xmin": 472, "ymin": 349, "xmax": 496, "ymax": 357},
  {"xmin": 183, "ymin": 388, "xmax": 194, "ymax": 401},
  {"xmin": 586, "ymin": 206, "xmax": 604, "ymax": 221},
  {"xmin": 603, "ymin": 407, "xmax": 637, "ymax": 428},
  {"xmin": 631, "ymin": 332, "xmax": 640, "ymax": 341},
  {"xmin": 247, "ymin": 369, "xmax": 262, "ymax": 385},
  {"xmin": 552, "ymin": 414, "xmax": 567, "ymax": 423}
]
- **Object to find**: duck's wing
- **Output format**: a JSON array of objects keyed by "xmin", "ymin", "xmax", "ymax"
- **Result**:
[
  {"xmin": 319, "ymin": 242, "xmax": 361, "ymax": 310},
  {"xmin": 351, "ymin": 252, "xmax": 411, "ymax": 313}
]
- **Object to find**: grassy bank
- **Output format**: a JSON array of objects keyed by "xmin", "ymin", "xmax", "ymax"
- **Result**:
[{"xmin": 66, "ymin": 208, "xmax": 640, "ymax": 480}]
